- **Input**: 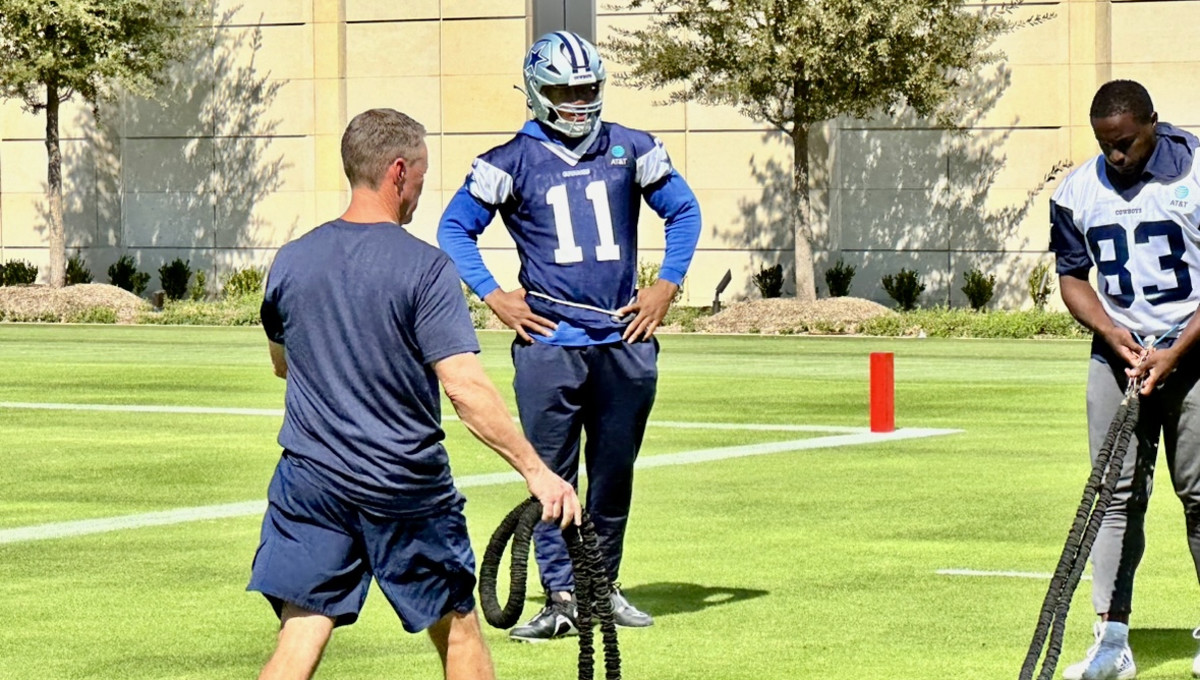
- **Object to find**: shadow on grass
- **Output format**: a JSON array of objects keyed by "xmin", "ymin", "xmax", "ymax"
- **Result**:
[
  {"xmin": 520, "ymin": 581, "xmax": 768, "ymax": 619},
  {"xmin": 1128, "ymin": 628, "xmax": 1196, "ymax": 673},
  {"xmin": 613, "ymin": 581, "xmax": 768, "ymax": 618}
]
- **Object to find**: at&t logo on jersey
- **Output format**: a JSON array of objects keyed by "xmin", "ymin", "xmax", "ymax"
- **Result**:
[
  {"xmin": 610, "ymin": 145, "xmax": 629, "ymax": 166},
  {"xmin": 1173, "ymin": 185, "xmax": 1191, "ymax": 207},
  {"xmin": 1176, "ymin": 186, "xmax": 1190, "ymax": 199}
]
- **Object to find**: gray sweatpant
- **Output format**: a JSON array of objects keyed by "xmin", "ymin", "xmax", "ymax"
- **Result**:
[{"xmin": 1087, "ymin": 353, "xmax": 1200, "ymax": 615}]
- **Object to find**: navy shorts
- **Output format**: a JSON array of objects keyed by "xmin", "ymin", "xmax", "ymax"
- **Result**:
[{"xmin": 247, "ymin": 455, "xmax": 477, "ymax": 632}]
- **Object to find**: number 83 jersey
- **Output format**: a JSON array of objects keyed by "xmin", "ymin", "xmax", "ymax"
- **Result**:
[
  {"xmin": 1051, "ymin": 127, "xmax": 1200, "ymax": 338},
  {"xmin": 460, "ymin": 121, "xmax": 673, "ymax": 329}
]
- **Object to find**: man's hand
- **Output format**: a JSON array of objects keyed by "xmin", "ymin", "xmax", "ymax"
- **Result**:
[
  {"xmin": 525, "ymin": 468, "xmax": 582, "ymax": 529},
  {"xmin": 483, "ymin": 288, "xmax": 557, "ymax": 342},
  {"xmin": 1100, "ymin": 325, "xmax": 1145, "ymax": 368},
  {"xmin": 616, "ymin": 279, "xmax": 678, "ymax": 342},
  {"xmin": 1128, "ymin": 344, "xmax": 1179, "ymax": 394}
]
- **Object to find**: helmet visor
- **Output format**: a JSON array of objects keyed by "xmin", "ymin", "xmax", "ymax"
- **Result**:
[
  {"xmin": 542, "ymin": 83, "xmax": 603, "ymax": 126},
  {"xmin": 543, "ymin": 83, "xmax": 601, "ymax": 106}
]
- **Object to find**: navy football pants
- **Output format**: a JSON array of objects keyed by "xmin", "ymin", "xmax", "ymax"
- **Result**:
[{"xmin": 512, "ymin": 338, "xmax": 658, "ymax": 592}]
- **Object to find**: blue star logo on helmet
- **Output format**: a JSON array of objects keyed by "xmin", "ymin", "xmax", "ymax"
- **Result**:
[
  {"xmin": 1176, "ymin": 186, "xmax": 1190, "ymax": 199},
  {"xmin": 612, "ymin": 146, "xmax": 626, "ymax": 158},
  {"xmin": 525, "ymin": 41, "xmax": 550, "ymax": 75}
]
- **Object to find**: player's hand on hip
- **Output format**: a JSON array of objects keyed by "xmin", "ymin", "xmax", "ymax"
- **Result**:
[
  {"xmin": 526, "ymin": 468, "xmax": 582, "ymax": 529},
  {"xmin": 483, "ymin": 288, "xmax": 556, "ymax": 342},
  {"xmin": 618, "ymin": 279, "xmax": 678, "ymax": 342}
]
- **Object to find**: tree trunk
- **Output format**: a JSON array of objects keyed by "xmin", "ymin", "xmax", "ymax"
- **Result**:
[
  {"xmin": 791, "ymin": 125, "xmax": 815, "ymax": 302},
  {"xmin": 45, "ymin": 79, "xmax": 65, "ymax": 288}
]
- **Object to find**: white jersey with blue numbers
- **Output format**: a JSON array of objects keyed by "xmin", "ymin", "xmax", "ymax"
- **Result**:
[
  {"xmin": 1050, "ymin": 131, "xmax": 1200, "ymax": 338},
  {"xmin": 466, "ymin": 122, "xmax": 672, "ymax": 328}
]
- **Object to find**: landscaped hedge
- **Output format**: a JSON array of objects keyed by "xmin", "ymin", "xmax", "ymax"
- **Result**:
[
  {"xmin": 136, "ymin": 295, "xmax": 262, "ymax": 326},
  {"xmin": 128, "ymin": 299, "xmax": 1082, "ymax": 339},
  {"xmin": 857, "ymin": 308, "xmax": 1088, "ymax": 339},
  {"xmin": 1, "ymin": 286, "xmax": 1092, "ymax": 340}
]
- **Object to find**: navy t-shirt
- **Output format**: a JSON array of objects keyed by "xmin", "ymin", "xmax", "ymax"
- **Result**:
[{"xmin": 261, "ymin": 219, "xmax": 481, "ymax": 517}]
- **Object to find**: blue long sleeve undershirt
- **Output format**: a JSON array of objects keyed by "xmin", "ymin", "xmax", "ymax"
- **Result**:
[
  {"xmin": 438, "ymin": 172, "xmax": 701, "ymax": 300},
  {"xmin": 437, "ymin": 188, "xmax": 501, "ymax": 299}
]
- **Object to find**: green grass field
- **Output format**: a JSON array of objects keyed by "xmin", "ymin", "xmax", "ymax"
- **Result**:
[{"xmin": 2, "ymin": 325, "xmax": 1199, "ymax": 679}]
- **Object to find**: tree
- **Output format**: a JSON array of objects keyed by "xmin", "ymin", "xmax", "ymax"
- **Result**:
[
  {"xmin": 0, "ymin": 0, "xmax": 206, "ymax": 287},
  {"xmin": 607, "ymin": 0, "xmax": 1047, "ymax": 302}
]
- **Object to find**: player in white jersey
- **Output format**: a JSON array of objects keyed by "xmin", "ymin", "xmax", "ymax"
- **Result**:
[{"xmin": 1050, "ymin": 80, "xmax": 1200, "ymax": 680}]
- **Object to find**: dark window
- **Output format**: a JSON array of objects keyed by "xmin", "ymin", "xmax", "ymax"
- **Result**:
[{"xmin": 531, "ymin": 0, "xmax": 595, "ymax": 41}]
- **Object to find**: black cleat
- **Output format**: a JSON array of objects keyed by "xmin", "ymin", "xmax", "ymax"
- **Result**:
[
  {"xmin": 610, "ymin": 585, "xmax": 653, "ymax": 628},
  {"xmin": 509, "ymin": 592, "xmax": 579, "ymax": 642}
]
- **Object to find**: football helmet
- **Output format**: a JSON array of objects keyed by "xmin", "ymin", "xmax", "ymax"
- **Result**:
[{"xmin": 523, "ymin": 31, "xmax": 606, "ymax": 137}]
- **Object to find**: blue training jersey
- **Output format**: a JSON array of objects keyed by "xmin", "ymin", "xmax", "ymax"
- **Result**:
[
  {"xmin": 1050, "ymin": 123, "xmax": 1200, "ymax": 341},
  {"xmin": 261, "ymin": 219, "xmax": 481, "ymax": 517},
  {"xmin": 438, "ymin": 120, "xmax": 701, "ymax": 345}
]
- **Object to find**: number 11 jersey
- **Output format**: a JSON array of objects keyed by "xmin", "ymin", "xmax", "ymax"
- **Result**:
[
  {"xmin": 1050, "ymin": 123, "xmax": 1200, "ymax": 338},
  {"xmin": 442, "ymin": 120, "xmax": 696, "ymax": 336}
]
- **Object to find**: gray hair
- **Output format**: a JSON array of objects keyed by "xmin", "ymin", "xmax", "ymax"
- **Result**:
[{"xmin": 341, "ymin": 108, "xmax": 427, "ymax": 188}]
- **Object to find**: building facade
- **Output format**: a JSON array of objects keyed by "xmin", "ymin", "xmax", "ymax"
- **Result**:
[{"xmin": 0, "ymin": 0, "xmax": 1185, "ymax": 308}]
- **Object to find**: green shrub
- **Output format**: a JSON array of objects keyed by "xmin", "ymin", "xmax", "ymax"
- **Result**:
[
  {"xmin": 752, "ymin": 263, "xmax": 784, "ymax": 299},
  {"xmin": 189, "ymin": 270, "xmax": 208, "ymax": 301},
  {"xmin": 1, "ymin": 259, "xmax": 39, "ymax": 286},
  {"xmin": 138, "ymin": 295, "xmax": 262, "ymax": 326},
  {"xmin": 637, "ymin": 259, "xmax": 660, "ymax": 290},
  {"xmin": 961, "ymin": 268, "xmax": 996, "ymax": 311},
  {"xmin": 824, "ymin": 259, "xmax": 855, "ymax": 297},
  {"xmin": 1029, "ymin": 262, "xmax": 1055, "ymax": 310},
  {"xmin": 1, "ymin": 308, "xmax": 59, "ymax": 323},
  {"xmin": 109, "ymin": 255, "xmax": 150, "ymax": 295},
  {"xmin": 463, "ymin": 284, "xmax": 493, "ymax": 330},
  {"xmin": 66, "ymin": 251, "xmax": 93, "ymax": 285},
  {"xmin": 158, "ymin": 258, "xmax": 192, "ymax": 301},
  {"xmin": 881, "ymin": 268, "xmax": 925, "ymax": 311},
  {"xmin": 858, "ymin": 307, "xmax": 1087, "ymax": 339},
  {"xmin": 222, "ymin": 266, "xmax": 266, "ymax": 299},
  {"xmin": 66, "ymin": 307, "xmax": 118, "ymax": 324},
  {"xmin": 662, "ymin": 305, "xmax": 710, "ymax": 332},
  {"xmin": 636, "ymin": 259, "xmax": 684, "ymax": 302},
  {"xmin": 815, "ymin": 319, "xmax": 849, "ymax": 334}
]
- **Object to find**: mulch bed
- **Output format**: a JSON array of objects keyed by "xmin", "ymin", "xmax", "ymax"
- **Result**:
[
  {"xmin": 0, "ymin": 283, "xmax": 150, "ymax": 323},
  {"xmin": 0, "ymin": 285, "xmax": 893, "ymax": 334},
  {"xmin": 693, "ymin": 297, "xmax": 895, "ymax": 334}
]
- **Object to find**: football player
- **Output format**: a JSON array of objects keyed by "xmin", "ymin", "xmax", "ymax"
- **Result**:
[
  {"xmin": 1051, "ymin": 79, "xmax": 1200, "ymax": 680},
  {"xmin": 438, "ymin": 30, "xmax": 701, "ymax": 642}
]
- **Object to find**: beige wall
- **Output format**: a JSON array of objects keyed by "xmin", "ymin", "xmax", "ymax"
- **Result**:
[{"xmin": 0, "ymin": 0, "xmax": 1189, "ymax": 309}]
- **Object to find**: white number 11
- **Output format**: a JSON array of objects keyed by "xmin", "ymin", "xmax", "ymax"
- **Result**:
[{"xmin": 546, "ymin": 180, "xmax": 621, "ymax": 264}]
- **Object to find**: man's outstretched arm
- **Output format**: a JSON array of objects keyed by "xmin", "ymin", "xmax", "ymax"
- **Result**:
[{"xmin": 433, "ymin": 352, "xmax": 581, "ymax": 528}]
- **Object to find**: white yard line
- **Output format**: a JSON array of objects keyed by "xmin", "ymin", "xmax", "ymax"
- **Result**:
[
  {"xmin": 936, "ymin": 569, "xmax": 1091, "ymax": 581},
  {"xmin": 0, "ymin": 402, "xmax": 865, "ymax": 433},
  {"xmin": 0, "ymin": 401, "xmax": 285, "ymax": 417},
  {"xmin": 0, "ymin": 427, "xmax": 960, "ymax": 544}
]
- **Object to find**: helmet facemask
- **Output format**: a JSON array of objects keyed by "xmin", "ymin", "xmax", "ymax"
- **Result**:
[{"xmin": 536, "ymin": 82, "xmax": 604, "ymax": 137}]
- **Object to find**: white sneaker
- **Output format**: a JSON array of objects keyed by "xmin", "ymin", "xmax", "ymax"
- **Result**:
[
  {"xmin": 1191, "ymin": 626, "xmax": 1200, "ymax": 677},
  {"xmin": 1062, "ymin": 621, "xmax": 1137, "ymax": 680}
]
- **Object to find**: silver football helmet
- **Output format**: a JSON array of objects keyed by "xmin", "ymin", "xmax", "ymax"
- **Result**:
[{"xmin": 523, "ymin": 31, "xmax": 606, "ymax": 137}]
